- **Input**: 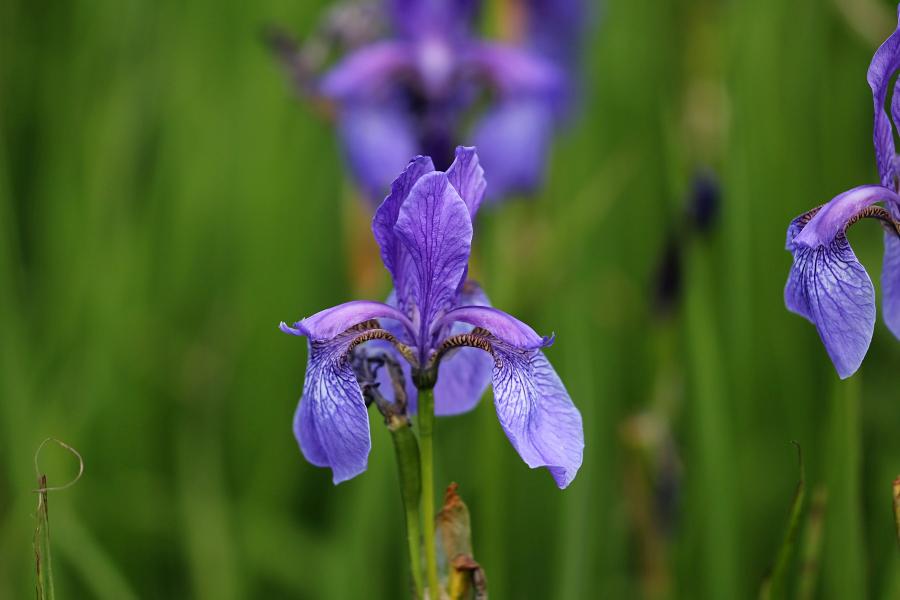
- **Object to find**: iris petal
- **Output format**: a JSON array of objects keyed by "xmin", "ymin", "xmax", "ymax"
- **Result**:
[
  {"xmin": 294, "ymin": 330, "xmax": 373, "ymax": 484},
  {"xmin": 785, "ymin": 234, "xmax": 876, "ymax": 379},
  {"xmin": 281, "ymin": 299, "xmax": 414, "ymax": 342},
  {"xmin": 464, "ymin": 42, "xmax": 565, "ymax": 100},
  {"xmin": 319, "ymin": 41, "xmax": 412, "ymax": 100},
  {"xmin": 490, "ymin": 340, "xmax": 583, "ymax": 488},
  {"xmin": 436, "ymin": 305, "xmax": 552, "ymax": 349},
  {"xmin": 472, "ymin": 98, "xmax": 555, "ymax": 200},
  {"xmin": 866, "ymin": 6, "xmax": 900, "ymax": 187},
  {"xmin": 446, "ymin": 146, "xmax": 487, "ymax": 219},
  {"xmin": 387, "ymin": 0, "xmax": 478, "ymax": 39},
  {"xmin": 882, "ymin": 230, "xmax": 900, "ymax": 339},
  {"xmin": 791, "ymin": 186, "xmax": 899, "ymax": 247},
  {"xmin": 433, "ymin": 281, "xmax": 493, "ymax": 416},
  {"xmin": 373, "ymin": 156, "xmax": 436, "ymax": 308},
  {"xmin": 394, "ymin": 171, "xmax": 473, "ymax": 343},
  {"xmin": 785, "ymin": 186, "xmax": 900, "ymax": 377},
  {"xmin": 336, "ymin": 104, "xmax": 419, "ymax": 203}
]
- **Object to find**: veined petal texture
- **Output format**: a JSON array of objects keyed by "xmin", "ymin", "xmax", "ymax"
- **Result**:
[
  {"xmin": 490, "ymin": 339, "xmax": 583, "ymax": 488},
  {"xmin": 394, "ymin": 171, "xmax": 473, "ymax": 344},
  {"xmin": 294, "ymin": 328, "xmax": 374, "ymax": 484},
  {"xmin": 785, "ymin": 234, "xmax": 875, "ymax": 379}
]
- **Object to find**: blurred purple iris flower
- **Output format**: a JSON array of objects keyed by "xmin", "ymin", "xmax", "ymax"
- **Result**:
[
  {"xmin": 784, "ymin": 8, "xmax": 900, "ymax": 378},
  {"xmin": 274, "ymin": 0, "xmax": 581, "ymax": 205},
  {"xmin": 280, "ymin": 147, "xmax": 584, "ymax": 486}
]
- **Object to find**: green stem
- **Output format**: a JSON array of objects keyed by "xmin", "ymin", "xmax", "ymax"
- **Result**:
[
  {"xmin": 418, "ymin": 387, "xmax": 441, "ymax": 599},
  {"xmin": 822, "ymin": 377, "xmax": 866, "ymax": 599},
  {"xmin": 388, "ymin": 416, "xmax": 424, "ymax": 599}
]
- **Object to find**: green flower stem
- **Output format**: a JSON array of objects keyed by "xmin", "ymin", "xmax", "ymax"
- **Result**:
[
  {"xmin": 388, "ymin": 415, "xmax": 424, "ymax": 599},
  {"xmin": 822, "ymin": 377, "xmax": 866, "ymax": 599},
  {"xmin": 418, "ymin": 387, "xmax": 441, "ymax": 599}
]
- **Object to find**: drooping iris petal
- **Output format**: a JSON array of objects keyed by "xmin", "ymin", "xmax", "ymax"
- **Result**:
[
  {"xmin": 280, "ymin": 299, "xmax": 414, "ymax": 341},
  {"xmin": 336, "ymin": 104, "xmax": 419, "ymax": 202},
  {"xmin": 489, "ymin": 339, "xmax": 583, "ymax": 488},
  {"xmin": 783, "ymin": 186, "xmax": 900, "ymax": 378},
  {"xmin": 394, "ymin": 171, "xmax": 473, "ymax": 341},
  {"xmin": 883, "ymin": 230, "xmax": 900, "ymax": 338},
  {"xmin": 433, "ymin": 281, "xmax": 493, "ymax": 416},
  {"xmin": 785, "ymin": 235, "xmax": 875, "ymax": 379},
  {"xmin": 472, "ymin": 98, "xmax": 555, "ymax": 200},
  {"xmin": 784, "ymin": 209, "xmax": 821, "ymax": 321},
  {"xmin": 318, "ymin": 41, "xmax": 413, "ymax": 100},
  {"xmin": 866, "ymin": 6, "xmax": 900, "ymax": 187},
  {"xmin": 294, "ymin": 329, "xmax": 373, "ymax": 484},
  {"xmin": 373, "ymin": 156, "xmax": 436, "ymax": 308},
  {"xmin": 445, "ymin": 146, "xmax": 487, "ymax": 218},
  {"xmin": 436, "ymin": 304, "xmax": 552, "ymax": 349}
]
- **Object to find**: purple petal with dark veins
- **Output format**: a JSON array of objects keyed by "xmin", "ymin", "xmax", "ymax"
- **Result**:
[
  {"xmin": 490, "ymin": 339, "xmax": 583, "ymax": 488},
  {"xmin": 433, "ymin": 281, "xmax": 493, "ymax": 416},
  {"xmin": 472, "ymin": 98, "xmax": 555, "ymax": 200},
  {"xmin": 784, "ymin": 235, "xmax": 875, "ymax": 379},
  {"xmin": 294, "ymin": 331, "xmax": 372, "ymax": 484},
  {"xmin": 318, "ymin": 41, "xmax": 412, "ymax": 101},
  {"xmin": 373, "ymin": 156, "xmax": 436, "ymax": 310},
  {"xmin": 866, "ymin": 6, "xmax": 900, "ymax": 187},
  {"xmin": 883, "ymin": 230, "xmax": 900, "ymax": 339},
  {"xmin": 336, "ymin": 104, "xmax": 419, "ymax": 203},
  {"xmin": 446, "ymin": 146, "xmax": 487, "ymax": 219},
  {"xmin": 394, "ymin": 171, "xmax": 473, "ymax": 343},
  {"xmin": 280, "ymin": 300, "xmax": 414, "ymax": 341},
  {"xmin": 435, "ymin": 305, "xmax": 552, "ymax": 349}
]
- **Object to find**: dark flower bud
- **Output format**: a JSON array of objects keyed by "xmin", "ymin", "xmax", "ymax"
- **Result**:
[{"xmin": 685, "ymin": 169, "xmax": 720, "ymax": 235}]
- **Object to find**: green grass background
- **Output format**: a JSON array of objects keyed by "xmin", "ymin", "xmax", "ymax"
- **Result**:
[{"xmin": 2, "ymin": 0, "xmax": 899, "ymax": 598}]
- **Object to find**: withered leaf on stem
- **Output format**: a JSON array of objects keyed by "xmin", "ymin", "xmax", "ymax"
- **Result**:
[{"xmin": 437, "ymin": 483, "xmax": 487, "ymax": 600}]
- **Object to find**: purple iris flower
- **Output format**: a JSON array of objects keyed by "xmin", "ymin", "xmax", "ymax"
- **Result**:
[
  {"xmin": 784, "ymin": 8, "xmax": 900, "ymax": 378},
  {"xmin": 278, "ymin": 0, "xmax": 574, "ymax": 205},
  {"xmin": 280, "ymin": 147, "xmax": 584, "ymax": 486}
]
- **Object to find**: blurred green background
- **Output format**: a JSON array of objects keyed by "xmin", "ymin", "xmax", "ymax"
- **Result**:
[{"xmin": 2, "ymin": 0, "xmax": 899, "ymax": 598}]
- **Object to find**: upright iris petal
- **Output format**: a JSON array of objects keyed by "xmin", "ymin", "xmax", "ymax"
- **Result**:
[
  {"xmin": 867, "ymin": 6, "xmax": 900, "ymax": 188},
  {"xmin": 282, "ymin": 148, "xmax": 583, "ymax": 486},
  {"xmin": 394, "ymin": 173, "xmax": 472, "ymax": 346},
  {"xmin": 883, "ymin": 231, "xmax": 900, "ymax": 337}
]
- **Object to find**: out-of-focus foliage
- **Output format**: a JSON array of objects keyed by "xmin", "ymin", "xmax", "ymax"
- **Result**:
[{"xmin": 1, "ymin": 0, "xmax": 899, "ymax": 598}]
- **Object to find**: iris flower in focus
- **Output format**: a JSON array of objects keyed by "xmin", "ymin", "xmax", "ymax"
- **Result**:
[
  {"xmin": 280, "ymin": 147, "xmax": 584, "ymax": 486},
  {"xmin": 784, "ymin": 7, "xmax": 900, "ymax": 378},
  {"xmin": 271, "ymin": 0, "xmax": 583, "ymax": 205}
]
